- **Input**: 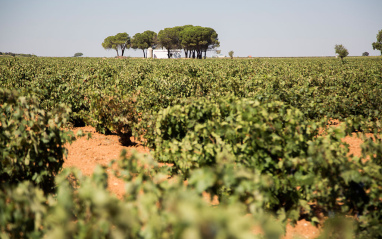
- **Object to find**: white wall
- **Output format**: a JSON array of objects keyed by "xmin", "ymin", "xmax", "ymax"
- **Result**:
[{"xmin": 153, "ymin": 49, "xmax": 182, "ymax": 59}]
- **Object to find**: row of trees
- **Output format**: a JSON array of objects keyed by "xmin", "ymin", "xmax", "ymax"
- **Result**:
[
  {"xmin": 158, "ymin": 25, "xmax": 219, "ymax": 59},
  {"xmin": 102, "ymin": 28, "xmax": 380, "ymax": 58},
  {"xmin": 102, "ymin": 25, "xmax": 219, "ymax": 59}
]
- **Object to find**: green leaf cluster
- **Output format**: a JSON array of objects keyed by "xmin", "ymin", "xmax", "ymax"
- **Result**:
[
  {"xmin": 179, "ymin": 26, "xmax": 219, "ymax": 59},
  {"xmin": 1, "ymin": 57, "xmax": 382, "ymax": 136},
  {"xmin": 334, "ymin": 44, "xmax": 349, "ymax": 61},
  {"xmin": 0, "ymin": 152, "xmax": 283, "ymax": 239},
  {"xmin": 1, "ymin": 56, "xmax": 382, "ymax": 237},
  {"xmin": 102, "ymin": 33, "xmax": 131, "ymax": 56},
  {"xmin": 228, "ymin": 51, "xmax": 234, "ymax": 58},
  {"xmin": 73, "ymin": 52, "xmax": 83, "ymax": 57},
  {"xmin": 131, "ymin": 30, "xmax": 158, "ymax": 58},
  {"xmin": 372, "ymin": 29, "xmax": 382, "ymax": 55},
  {"xmin": 152, "ymin": 98, "xmax": 382, "ymax": 236},
  {"xmin": 158, "ymin": 25, "xmax": 219, "ymax": 59},
  {"xmin": 0, "ymin": 89, "xmax": 75, "ymax": 193}
]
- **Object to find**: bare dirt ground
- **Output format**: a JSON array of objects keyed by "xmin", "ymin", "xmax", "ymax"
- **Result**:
[
  {"xmin": 64, "ymin": 126, "xmax": 150, "ymax": 199},
  {"xmin": 64, "ymin": 126, "xmax": 368, "ymax": 239}
]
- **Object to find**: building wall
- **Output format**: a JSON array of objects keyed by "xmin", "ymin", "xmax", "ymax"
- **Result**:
[{"xmin": 153, "ymin": 49, "xmax": 182, "ymax": 59}]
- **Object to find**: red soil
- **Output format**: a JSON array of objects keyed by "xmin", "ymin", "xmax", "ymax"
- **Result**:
[{"xmin": 64, "ymin": 126, "xmax": 149, "ymax": 199}]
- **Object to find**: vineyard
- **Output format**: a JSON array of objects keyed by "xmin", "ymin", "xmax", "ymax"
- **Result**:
[{"xmin": 1, "ymin": 56, "xmax": 382, "ymax": 238}]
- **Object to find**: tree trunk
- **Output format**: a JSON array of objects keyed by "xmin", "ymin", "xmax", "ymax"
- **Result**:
[
  {"xmin": 185, "ymin": 50, "xmax": 188, "ymax": 58},
  {"xmin": 116, "ymin": 49, "xmax": 119, "ymax": 56},
  {"xmin": 121, "ymin": 49, "xmax": 125, "ymax": 56},
  {"xmin": 197, "ymin": 50, "xmax": 202, "ymax": 59},
  {"xmin": 167, "ymin": 49, "xmax": 171, "ymax": 59},
  {"xmin": 143, "ymin": 49, "xmax": 146, "ymax": 58},
  {"xmin": 192, "ymin": 51, "xmax": 195, "ymax": 59}
]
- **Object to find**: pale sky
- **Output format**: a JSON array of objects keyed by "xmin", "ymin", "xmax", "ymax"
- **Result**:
[{"xmin": 1, "ymin": 0, "xmax": 381, "ymax": 57}]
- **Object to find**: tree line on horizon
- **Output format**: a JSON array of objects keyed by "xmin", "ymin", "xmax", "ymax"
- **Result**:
[
  {"xmin": 102, "ymin": 25, "xmax": 220, "ymax": 59},
  {"xmin": 0, "ymin": 52, "xmax": 36, "ymax": 57}
]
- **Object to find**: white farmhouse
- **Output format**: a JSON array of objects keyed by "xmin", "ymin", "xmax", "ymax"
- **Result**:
[
  {"xmin": 152, "ymin": 48, "xmax": 182, "ymax": 59},
  {"xmin": 212, "ymin": 54, "xmax": 226, "ymax": 58}
]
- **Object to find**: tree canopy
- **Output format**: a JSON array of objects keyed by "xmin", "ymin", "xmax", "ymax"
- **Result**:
[
  {"xmin": 372, "ymin": 29, "xmax": 382, "ymax": 55},
  {"xmin": 158, "ymin": 25, "xmax": 219, "ymax": 59},
  {"xmin": 131, "ymin": 30, "xmax": 158, "ymax": 58},
  {"xmin": 74, "ymin": 52, "xmax": 83, "ymax": 57},
  {"xmin": 102, "ymin": 33, "xmax": 131, "ymax": 56},
  {"xmin": 179, "ymin": 26, "xmax": 219, "ymax": 59},
  {"xmin": 157, "ymin": 27, "xmax": 184, "ymax": 58},
  {"xmin": 101, "ymin": 26, "xmax": 219, "ymax": 59},
  {"xmin": 228, "ymin": 51, "xmax": 234, "ymax": 59},
  {"xmin": 335, "ymin": 44, "xmax": 349, "ymax": 62}
]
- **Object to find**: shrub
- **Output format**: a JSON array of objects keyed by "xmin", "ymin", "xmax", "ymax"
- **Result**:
[
  {"xmin": 0, "ymin": 89, "xmax": 74, "ymax": 193},
  {"xmin": 152, "ymin": 97, "xmax": 382, "ymax": 232},
  {"xmin": 153, "ymin": 97, "xmax": 319, "ymax": 176},
  {"xmin": 86, "ymin": 91, "xmax": 138, "ymax": 146},
  {"xmin": 0, "ymin": 181, "xmax": 46, "ymax": 238},
  {"xmin": 0, "ymin": 152, "xmax": 283, "ymax": 239}
]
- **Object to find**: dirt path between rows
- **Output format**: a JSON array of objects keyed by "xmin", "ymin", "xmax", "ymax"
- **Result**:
[{"xmin": 63, "ymin": 126, "xmax": 367, "ymax": 239}]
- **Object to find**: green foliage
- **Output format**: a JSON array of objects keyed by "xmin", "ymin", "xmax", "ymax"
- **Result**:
[
  {"xmin": 354, "ymin": 133, "xmax": 382, "ymax": 238},
  {"xmin": 17, "ymin": 54, "xmax": 36, "ymax": 58},
  {"xmin": 179, "ymin": 25, "xmax": 219, "ymax": 59},
  {"xmin": 157, "ymin": 25, "xmax": 219, "ymax": 59},
  {"xmin": 102, "ymin": 36, "xmax": 117, "ymax": 53},
  {"xmin": 1, "ymin": 57, "xmax": 382, "ymax": 141},
  {"xmin": 317, "ymin": 216, "xmax": 355, "ymax": 239},
  {"xmin": 131, "ymin": 30, "xmax": 158, "ymax": 58},
  {"xmin": 86, "ymin": 90, "xmax": 138, "ymax": 145},
  {"xmin": 362, "ymin": 52, "xmax": 369, "ymax": 56},
  {"xmin": 228, "ymin": 51, "xmax": 234, "ymax": 58},
  {"xmin": 153, "ymin": 97, "xmax": 318, "ymax": 175},
  {"xmin": 0, "ymin": 58, "xmax": 381, "ymax": 150},
  {"xmin": 111, "ymin": 150, "xmax": 268, "ymax": 238},
  {"xmin": 2, "ymin": 137, "xmax": 381, "ymax": 238},
  {"xmin": 0, "ymin": 181, "xmax": 46, "ymax": 239},
  {"xmin": 0, "ymin": 89, "xmax": 75, "ymax": 193},
  {"xmin": 102, "ymin": 33, "xmax": 131, "ymax": 56},
  {"xmin": 0, "ymin": 152, "xmax": 284, "ymax": 239},
  {"xmin": 152, "ymin": 98, "xmax": 321, "ymax": 218},
  {"xmin": 0, "ymin": 52, "xmax": 36, "ymax": 57},
  {"xmin": 152, "ymin": 98, "xmax": 382, "ymax": 236},
  {"xmin": 334, "ymin": 44, "xmax": 349, "ymax": 61},
  {"xmin": 73, "ymin": 52, "xmax": 83, "ymax": 57},
  {"xmin": 372, "ymin": 29, "xmax": 382, "ymax": 55},
  {"xmin": 158, "ymin": 27, "xmax": 183, "ymax": 58},
  {"xmin": 44, "ymin": 166, "xmax": 140, "ymax": 239},
  {"xmin": 1, "ymin": 54, "xmax": 382, "ymax": 237}
]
